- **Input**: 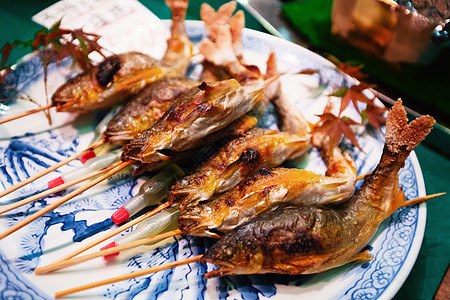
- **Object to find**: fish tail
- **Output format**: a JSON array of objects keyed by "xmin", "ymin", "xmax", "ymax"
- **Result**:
[
  {"xmin": 163, "ymin": 0, "xmax": 192, "ymax": 69},
  {"xmin": 361, "ymin": 100, "xmax": 434, "ymax": 211},
  {"xmin": 385, "ymin": 99, "xmax": 435, "ymax": 154},
  {"xmin": 229, "ymin": 10, "xmax": 245, "ymax": 61},
  {"xmin": 165, "ymin": 0, "xmax": 188, "ymax": 38}
]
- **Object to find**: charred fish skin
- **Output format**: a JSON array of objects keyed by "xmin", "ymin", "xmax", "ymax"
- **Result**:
[
  {"xmin": 202, "ymin": 100, "xmax": 436, "ymax": 277},
  {"xmin": 121, "ymin": 79, "xmax": 265, "ymax": 165},
  {"xmin": 104, "ymin": 77, "xmax": 199, "ymax": 145},
  {"xmin": 202, "ymin": 205, "xmax": 348, "ymax": 276},
  {"xmin": 169, "ymin": 127, "xmax": 310, "ymax": 210}
]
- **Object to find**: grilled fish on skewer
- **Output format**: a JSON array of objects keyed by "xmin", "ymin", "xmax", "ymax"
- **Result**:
[
  {"xmin": 170, "ymin": 128, "xmax": 310, "ymax": 210},
  {"xmin": 122, "ymin": 79, "xmax": 265, "ymax": 165},
  {"xmin": 52, "ymin": 0, "xmax": 191, "ymax": 113},
  {"xmin": 129, "ymin": 114, "xmax": 259, "ymax": 175},
  {"xmin": 202, "ymin": 100, "xmax": 435, "ymax": 277},
  {"xmin": 179, "ymin": 162, "xmax": 355, "ymax": 238},
  {"xmin": 104, "ymin": 77, "xmax": 199, "ymax": 145}
]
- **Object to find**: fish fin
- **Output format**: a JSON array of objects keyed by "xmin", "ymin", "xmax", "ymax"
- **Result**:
[
  {"xmin": 321, "ymin": 180, "xmax": 347, "ymax": 189},
  {"xmin": 115, "ymin": 68, "xmax": 165, "ymax": 92},
  {"xmin": 228, "ymin": 115, "xmax": 258, "ymax": 135},
  {"xmin": 265, "ymin": 49, "xmax": 278, "ymax": 80},
  {"xmin": 384, "ymin": 187, "xmax": 406, "ymax": 219},
  {"xmin": 349, "ymin": 249, "xmax": 373, "ymax": 263},
  {"xmin": 204, "ymin": 268, "xmax": 233, "ymax": 279},
  {"xmin": 322, "ymin": 193, "xmax": 347, "ymax": 204}
]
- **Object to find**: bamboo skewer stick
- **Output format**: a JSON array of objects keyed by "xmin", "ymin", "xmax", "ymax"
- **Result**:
[
  {"xmin": 0, "ymin": 161, "xmax": 121, "ymax": 215},
  {"xmin": 0, "ymin": 160, "xmax": 132, "ymax": 240},
  {"xmin": 50, "ymin": 191, "xmax": 445, "ymax": 297},
  {"xmin": 51, "ymin": 201, "xmax": 173, "ymax": 264},
  {"xmin": 35, "ymin": 229, "xmax": 182, "ymax": 274},
  {"xmin": 0, "ymin": 104, "xmax": 52, "ymax": 125},
  {"xmin": 356, "ymin": 172, "xmax": 371, "ymax": 181},
  {"xmin": 54, "ymin": 255, "xmax": 203, "ymax": 298},
  {"xmin": 0, "ymin": 139, "xmax": 106, "ymax": 199},
  {"xmin": 403, "ymin": 192, "xmax": 446, "ymax": 207}
]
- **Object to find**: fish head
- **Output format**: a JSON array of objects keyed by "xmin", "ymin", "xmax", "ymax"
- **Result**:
[
  {"xmin": 51, "ymin": 72, "xmax": 101, "ymax": 113},
  {"xmin": 52, "ymin": 53, "xmax": 164, "ymax": 113},
  {"xmin": 202, "ymin": 227, "xmax": 263, "ymax": 277}
]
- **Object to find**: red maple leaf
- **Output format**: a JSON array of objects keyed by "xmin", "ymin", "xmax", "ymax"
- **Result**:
[
  {"xmin": 313, "ymin": 110, "xmax": 363, "ymax": 152},
  {"xmin": 337, "ymin": 62, "xmax": 368, "ymax": 80},
  {"xmin": 362, "ymin": 99, "xmax": 387, "ymax": 131},
  {"xmin": 332, "ymin": 82, "xmax": 376, "ymax": 115}
]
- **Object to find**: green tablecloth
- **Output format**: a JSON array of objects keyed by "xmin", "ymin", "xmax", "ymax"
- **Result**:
[{"xmin": 0, "ymin": 1, "xmax": 448, "ymax": 299}]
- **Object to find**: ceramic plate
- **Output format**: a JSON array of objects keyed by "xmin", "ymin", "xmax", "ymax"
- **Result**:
[{"xmin": 0, "ymin": 21, "xmax": 426, "ymax": 299}]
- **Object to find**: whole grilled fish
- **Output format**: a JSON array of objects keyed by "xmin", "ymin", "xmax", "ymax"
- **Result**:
[
  {"xmin": 52, "ymin": 0, "xmax": 192, "ymax": 113},
  {"xmin": 169, "ymin": 127, "xmax": 310, "ymax": 211},
  {"xmin": 202, "ymin": 100, "xmax": 435, "ymax": 277},
  {"xmin": 129, "ymin": 114, "xmax": 259, "ymax": 175},
  {"xmin": 179, "ymin": 163, "xmax": 355, "ymax": 238},
  {"xmin": 104, "ymin": 77, "xmax": 199, "ymax": 145},
  {"xmin": 121, "ymin": 79, "xmax": 265, "ymax": 165}
]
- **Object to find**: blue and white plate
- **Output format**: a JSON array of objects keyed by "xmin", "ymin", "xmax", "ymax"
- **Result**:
[{"xmin": 0, "ymin": 21, "xmax": 426, "ymax": 299}]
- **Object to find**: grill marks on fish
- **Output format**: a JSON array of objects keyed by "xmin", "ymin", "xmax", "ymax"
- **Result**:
[
  {"xmin": 104, "ymin": 77, "xmax": 199, "ymax": 145},
  {"xmin": 96, "ymin": 56, "xmax": 122, "ymax": 87},
  {"xmin": 122, "ymin": 79, "xmax": 265, "ymax": 166},
  {"xmin": 169, "ymin": 128, "xmax": 309, "ymax": 211},
  {"xmin": 177, "ymin": 128, "xmax": 356, "ymax": 238},
  {"xmin": 239, "ymin": 148, "xmax": 261, "ymax": 166}
]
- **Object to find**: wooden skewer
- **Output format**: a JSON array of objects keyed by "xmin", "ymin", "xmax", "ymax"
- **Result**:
[
  {"xmin": 50, "ymin": 201, "xmax": 173, "ymax": 264},
  {"xmin": 403, "ymin": 192, "xmax": 446, "ymax": 207},
  {"xmin": 0, "ymin": 161, "xmax": 132, "ymax": 240},
  {"xmin": 0, "ymin": 139, "xmax": 106, "ymax": 199},
  {"xmin": 0, "ymin": 104, "xmax": 52, "ymax": 125},
  {"xmin": 54, "ymin": 254, "xmax": 203, "ymax": 298},
  {"xmin": 0, "ymin": 161, "xmax": 120, "ymax": 215},
  {"xmin": 35, "ymin": 229, "xmax": 182, "ymax": 274},
  {"xmin": 356, "ymin": 172, "xmax": 371, "ymax": 181}
]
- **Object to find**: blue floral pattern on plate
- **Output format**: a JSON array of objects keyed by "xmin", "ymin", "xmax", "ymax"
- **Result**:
[{"xmin": 0, "ymin": 21, "xmax": 425, "ymax": 299}]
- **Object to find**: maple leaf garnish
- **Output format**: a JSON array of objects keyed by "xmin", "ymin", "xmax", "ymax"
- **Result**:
[
  {"xmin": 330, "ymin": 82, "xmax": 376, "ymax": 115},
  {"xmin": 361, "ymin": 99, "xmax": 387, "ymax": 131},
  {"xmin": 1, "ymin": 20, "xmax": 105, "ymax": 77},
  {"xmin": 337, "ymin": 62, "xmax": 368, "ymax": 80},
  {"xmin": 0, "ymin": 20, "xmax": 107, "ymax": 125},
  {"xmin": 313, "ymin": 111, "xmax": 363, "ymax": 152}
]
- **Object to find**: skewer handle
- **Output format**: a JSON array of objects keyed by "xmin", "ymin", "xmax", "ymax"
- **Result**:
[
  {"xmin": 35, "ymin": 229, "xmax": 182, "ymax": 274},
  {"xmin": 0, "ymin": 104, "xmax": 52, "ymax": 125},
  {"xmin": 0, "ymin": 162, "xmax": 117, "ymax": 215},
  {"xmin": 0, "ymin": 161, "xmax": 131, "ymax": 240},
  {"xmin": 0, "ymin": 139, "xmax": 106, "ymax": 199},
  {"xmin": 54, "ymin": 255, "xmax": 203, "ymax": 298},
  {"xmin": 51, "ymin": 201, "xmax": 172, "ymax": 263}
]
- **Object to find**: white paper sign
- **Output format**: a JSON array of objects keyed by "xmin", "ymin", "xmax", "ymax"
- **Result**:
[{"xmin": 32, "ymin": 0, "xmax": 170, "ymax": 60}]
